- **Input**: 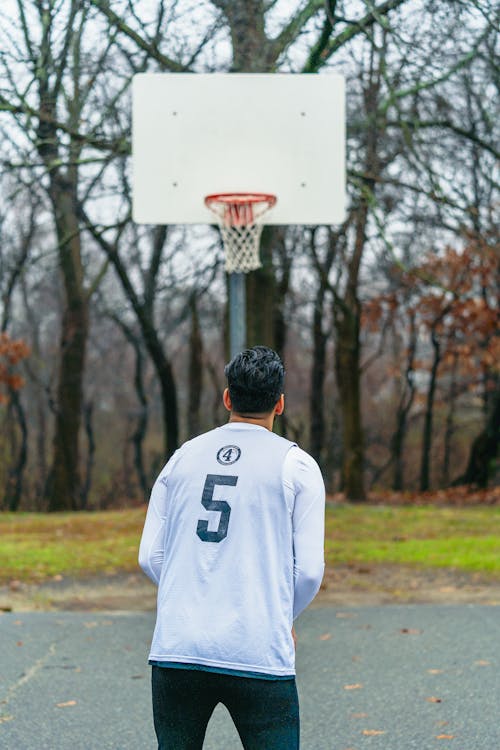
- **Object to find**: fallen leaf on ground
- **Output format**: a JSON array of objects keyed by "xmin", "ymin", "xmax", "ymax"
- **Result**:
[
  {"xmin": 474, "ymin": 660, "xmax": 490, "ymax": 666},
  {"xmin": 351, "ymin": 713, "xmax": 368, "ymax": 719},
  {"xmin": 56, "ymin": 700, "xmax": 77, "ymax": 708},
  {"xmin": 0, "ymin": 716, "xmax": 14, "ymax": 724},
  {"xmin": 319, "ymin": 633, "xmax": 332, "ymax": 641},
  {"xmin": 400, "ymin": 628, "xmax": 422, "ymax": 635},
  {"xmin": 362, "ymin": 729, "xmax": 385, "ymax": 736},
  {"xmin": 344, "ymin": 683, "xmax": 363, "ymax": 690},
  {"xmin": 16, "ymin": 641, "xmax": 23, "ymax": 647},
  {"xmin": 436, "ymin": 734, "xmax": 455, "ymax": 739},
  {"xmin": 428, "ymin": 669, "xmax": 444, "ymax": 674},
  {"xmin": 336, "ymin": 612, "xmax": 356, "ymax": 619},
  {"xmin": 426, "ymin": 696, "xmax": 442, "ymax": 703}
]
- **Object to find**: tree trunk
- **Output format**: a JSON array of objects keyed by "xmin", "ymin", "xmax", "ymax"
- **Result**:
[
  {"xmin": 130, "ymin": 340, "xmax": 149, "ymax": 497},
  {"xmin": 80, "ymin": 400, "xmax": 95, "ymax": 510},
  {"xmin": 148, "ymin": 334, "xmax": 178, "ymax": 461},
  {"xmin": 456, "ymin": 383, "xmax": 500, "ymax": 488},
  {"xmin": 188, "ymin": 296, "xmax": 203, "ymax": 438},
  {"xmin": 332, "ymin": 195, "xmax": 370, "ymax": 503},
  {"xmin": 116, "ymin": 321, "xmax": 150, "ymax": 498},
  {"xmin": 45, "ymin": 178, "xmax": 89, "ymax": 511},
  {"xmin": 442, "ymin": 352, "xmax": 459, "ymax": 487},
  {"xmin": 334, "ymin": 301, "xmax": 365, "ymax": 500},
  {"xmin": 420, "ymin": 328, "xmax": 441, "ymax": 492},
  {"xmin": 246, "ymin": 227, "xmax": 276, "ymax": 348},
  {"xmin": 310, "ymin": 284, "xmax": 327, "ymax": 468},
  {"xmin": 392, "ymin": 317, "xmax": 417, "ymax": 491},
  {"xmin": 4, "ymin": 391, "xmax": 28, "ymax": 512}
]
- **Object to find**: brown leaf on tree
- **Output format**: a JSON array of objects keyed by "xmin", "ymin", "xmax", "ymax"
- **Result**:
[{"xmin": 0, "ymin": 333, "xmax": 30, "ymax": 403}]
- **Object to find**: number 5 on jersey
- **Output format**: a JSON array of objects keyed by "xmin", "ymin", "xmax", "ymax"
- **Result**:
[{"xmin": 196, "ymin": 474, "xmax": 238, "ymax": 543}]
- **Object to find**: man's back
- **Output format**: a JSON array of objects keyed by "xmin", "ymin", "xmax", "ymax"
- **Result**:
[{"xmin": 142, "ymin": 423, "xmax": 300, "ymax": 676}]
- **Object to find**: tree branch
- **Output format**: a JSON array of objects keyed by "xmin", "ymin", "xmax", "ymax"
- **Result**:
[
  {"xmin": 271, "ymin": 0, "xmax": 324, "ymax": 62},
  {"xmin": 0, "ymin": 93, "xmax": 129, "ymax": 155},
  {"xmin": 89, "ymin": 0, "xmax": 189, "ymax": 72},
  {"xmin": 386, "ymin": 119, "xmax": 499, "ymax": 160},
  {"xmin": 308, "ymin": 0, "xmax": 408, "ymax": 68}
]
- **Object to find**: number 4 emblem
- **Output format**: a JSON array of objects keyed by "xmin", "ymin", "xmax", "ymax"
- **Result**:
[{"xmin": 216, "ymin": 445, "xmax": 241, "ymax": 465}]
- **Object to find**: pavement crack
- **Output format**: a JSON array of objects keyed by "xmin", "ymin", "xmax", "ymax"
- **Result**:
[{"xmin": 2, "ymin": 642, "xmax": 57, "ymax": 708}]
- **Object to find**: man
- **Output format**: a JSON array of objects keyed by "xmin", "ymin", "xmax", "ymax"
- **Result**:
[{"xmin": 139, "ymin": 346, "xmax": 325, "ymax": 749}]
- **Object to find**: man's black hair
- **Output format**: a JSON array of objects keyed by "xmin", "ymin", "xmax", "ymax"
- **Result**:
[{"xmin": 224, "ymin": 346, "xmax": 285, "ymax": 414}]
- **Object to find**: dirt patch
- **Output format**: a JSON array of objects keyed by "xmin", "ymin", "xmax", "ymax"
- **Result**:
[
  {"xmin": 1, "ymin": 565, "xmax": 499, "ymax": 612},
  {"xmin": 318, "ymin": 564, "xmax": 500, "ymax": 606},
  {"xmin": 0, "ymin": 573, "xmax": 157, "ymax": 613}
]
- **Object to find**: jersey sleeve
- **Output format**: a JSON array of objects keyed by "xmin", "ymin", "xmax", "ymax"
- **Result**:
[
  {"xmin": 284, "ymin": 447, "xmax": 326, "ymax": 619},
  {"xmin": 138, "ymin": 449, "xmax": 181, "ymax": 585}
]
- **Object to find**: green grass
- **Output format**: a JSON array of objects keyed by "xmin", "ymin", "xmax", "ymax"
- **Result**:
[
  {"xmin": 0, "ymin": 509, "xmax": 146, "ymax": 583},
  {"xmin": 0, "ymin": 504, "xmax": 499, "ymax": 584},
  {"xmin": 325, "ymin": 504, "xmax": 500, "ymax": 575}
]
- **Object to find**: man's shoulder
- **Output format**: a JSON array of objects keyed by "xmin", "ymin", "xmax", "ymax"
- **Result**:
[
  {"xmin": 284, "ymin": 445, "xmax": 324, "ymax": 482},
  {"xmin": 177, "ymin": 427, "xmax": 224, "ymax": 452}
]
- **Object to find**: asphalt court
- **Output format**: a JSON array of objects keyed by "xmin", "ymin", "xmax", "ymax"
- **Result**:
[{"xmin": 1, "ymin": 605, "xmax": 498, "ymax": 749}]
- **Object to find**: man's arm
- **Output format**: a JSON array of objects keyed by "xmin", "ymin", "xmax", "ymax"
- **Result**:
[
  {"xmin": 138, "ymin": 451, "xmax": 180, "ymax": 585},
  {"xmin": 285, "ymin": 447, "xmax": 326, "ymax": 620}
]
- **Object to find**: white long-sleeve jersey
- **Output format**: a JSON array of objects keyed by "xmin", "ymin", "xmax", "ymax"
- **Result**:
[{"xmin": 139, "ymin": 422, "xmax": 325, "ymax": 678}]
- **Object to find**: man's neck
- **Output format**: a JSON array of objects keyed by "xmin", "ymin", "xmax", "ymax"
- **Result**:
[{"xmin": 228, "ymin": 413, "xmax": 274, "ymax": 431}]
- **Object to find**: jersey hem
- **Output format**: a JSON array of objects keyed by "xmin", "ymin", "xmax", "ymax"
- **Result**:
[
  {"xmin": 148, "ymin": 653, "xmax": 295, "ymax": 678},
  {"xmin": 149, "ymin": 660, "xmax": 295, "ymax": 680}
]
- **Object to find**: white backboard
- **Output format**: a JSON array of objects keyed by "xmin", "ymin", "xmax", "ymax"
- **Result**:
[{"xmin": 132, "ymin": 73, "xmax": 345, "ymax": 226}]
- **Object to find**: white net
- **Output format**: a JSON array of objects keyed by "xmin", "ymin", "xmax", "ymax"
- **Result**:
[
  {"xmin": 219, "ymin": 222, "xmax": 264, "ymax": 273},
  {"xmin": 205, "ymin": 194, "xmax": 276, "ymax": 274}
]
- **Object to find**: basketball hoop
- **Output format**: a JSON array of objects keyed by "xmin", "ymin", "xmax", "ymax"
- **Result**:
[{"xmin": 205, "ymin": 193, "xmax": 277, "ymax": 273}]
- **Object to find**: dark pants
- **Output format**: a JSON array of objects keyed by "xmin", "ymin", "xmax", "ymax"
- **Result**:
[{"xmin": 151, "ymin": 665, "xmax": 300, "ymax": 750}]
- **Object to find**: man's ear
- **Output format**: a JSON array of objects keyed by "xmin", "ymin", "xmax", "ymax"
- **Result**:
[
  {"xmin": 223, "ymin": 388, "xmax": 232, "ymax": 412},
  {"xmin": 275, "ymin": 394, "xmax": 285, "ymax": 415}
]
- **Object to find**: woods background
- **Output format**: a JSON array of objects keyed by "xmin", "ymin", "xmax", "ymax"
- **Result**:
[{"xmin": 0, "ymin": 0, "xmax": 498, "ymax": 512}]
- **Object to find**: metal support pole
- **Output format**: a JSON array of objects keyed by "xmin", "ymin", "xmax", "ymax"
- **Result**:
[{"xmin": 229, "ymin": 272, "xmax": 246, "ymax": 358}]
